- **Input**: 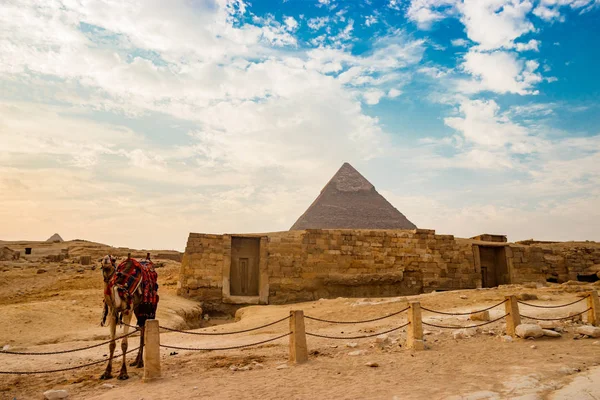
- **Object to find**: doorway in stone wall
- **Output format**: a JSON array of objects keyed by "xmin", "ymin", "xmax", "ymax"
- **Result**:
[
  {"xmin": 230, "ymin": 237, "xmax": 260, "ymax": 296},
  {"xmin": 479, "ymin": 246, "xmax": 509, "ymax": 288}
]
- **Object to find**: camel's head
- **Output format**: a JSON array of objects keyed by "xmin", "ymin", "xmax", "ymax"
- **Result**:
[{"xmin": 101, "ymin": 255, "xmax": 116, "ymax": 283}]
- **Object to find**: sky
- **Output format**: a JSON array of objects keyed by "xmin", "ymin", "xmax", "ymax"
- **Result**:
[{"xmin": 1, "ymin": 0, "xmax": 599, "ymax": 250}]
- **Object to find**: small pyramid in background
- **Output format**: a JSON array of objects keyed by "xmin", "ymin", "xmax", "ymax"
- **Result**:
[
  {"xmin": 290, "ymin": 162, "xmax": 417, "ymax": 230},
  {"xmin": 46, "ymin": 233, "xmax": 64, "ymax": 243}
]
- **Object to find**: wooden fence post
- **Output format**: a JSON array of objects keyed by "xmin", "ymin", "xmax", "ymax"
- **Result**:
[
  {"xmin": 504, "ymin": 295, "xmax": 521, "ymax": 337},
  {"xmin": 406, "ymin": 302, "xmax": 424, "ymax": 350},
  {"xmin": 588, "ymin": 291, "xmax": 600, "ymax": 327},
  {"xmin": 289, "ymin": 310, "xmax": 308, "ymax": 364},
  {"xmin": 143, "ymin": 319, "xmax": 161, "ymax": 382}
]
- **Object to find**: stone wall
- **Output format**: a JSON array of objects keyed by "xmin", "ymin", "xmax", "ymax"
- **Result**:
[
  {"xmin": 179, "ymin": 233, "xmax": 225, "ymax": 305},
  {"xmin": 509, "ymin": 242, "xmax": 600, "ymax": 283},
  {"xmin": 178, "ymin": 229, "xmax": 481, "ymax": 306}
]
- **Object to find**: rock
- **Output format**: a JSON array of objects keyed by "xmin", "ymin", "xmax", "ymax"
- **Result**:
[
  {"xmin": 2, "ymin": 345, "xmax": 10, "ymax": 351},
  {"xmin": 568, "ymin": 311, "xmax": 583, "ymax": 322},
  {"xmin": 375, "ymin": 334, "xmax": 391, "ymax": 348},
  {"xmin": 539, "ymin": 295, "xmax": 552, "ymax": 301},
  {"xmin": 592, "ymin": 341, "xmax": 599, "ymax": 345},
  {"xmin": 423, "ymin": 330, "xmax": 433, "ymax": 335},
  {"xmin": 252, "ymin": 361, "xmax": 264, "ymax": 369},
  {"xmin": 276, "ymin": 364, "xmax": 288, "ymax": 370},
  {"xmin": 501, "ymin": 335, "xmax": 515, "ymax": 344},
  {"xmin": 558, "ymin": 366, "xmax": 579, "ymax": 375},
  {"xmin": 101, "ymin": 384, "xmax": 114, "ymax": 389},
  {"xmin": 348, "ymin": 350, "xmax": 366, "ymax": 356},
  {"xmin": 537, "ymin": 321, "xmax": 559, "ymax": 330},
  {"xmin": 469, "ymin": 311, "xmax": 490, "ymax": 321},
  {"xmin": 229, "ymin": 365, "xmax": 238, "ymax": 371},
  {"xmin": 43, "ymin": 390, "xmax": 69, "ymax": 400},
  {"xmin": 515, "ymin": 324, "xmax": 544, "ymax": 339},
  {"xmin": 346, "ymin": 342, "xmax": 358, "ymax": 348},
  {"xmin": 530, "ymin": 345, "xmax": 537, "ymax": 349},
  {"xmin": 459, "ymin": 295, "xmax": 468, "ymax": 299},
  {"xmin": 203, "ymin": 314, "xmax": 210, "ymax": 321},
  {"xmin": 452, "ymin": 328, "xmax": 476, "ymax": 339},
  {"xmin": 575, "ymin": 325, "xmax": 600, "ymax": 338},
  {"xmin": 517, "ymin": 293, "xmax": 538, "ymax": 301},
  {"xmin": 238, "ymin": 365, "xmax": 251, "ymax": 371},
  {"xmin": 37, "ymin": 269, "xmax": 47, "ymax": 274},
  {"xmin": 542, "ymin": 329, "xmax": 562, "ymax": 338},
  {"xmin": 365, "ymin": 361, "xmax": 379, "ymax": 368}
]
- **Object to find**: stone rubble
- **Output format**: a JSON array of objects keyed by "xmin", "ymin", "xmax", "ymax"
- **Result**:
[
  {"xmin": 575, "ymin": 325, "xmax": 600, "ymax": 338},
  {"xmin": 43, "ymin": 390, "xmax": 69, "ymax": 400},
  {"xmin": 515, "ymin": 324, "xmax": 544, "ymax": 339}
]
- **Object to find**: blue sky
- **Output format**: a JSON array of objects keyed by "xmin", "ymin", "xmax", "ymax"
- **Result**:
[{"xmin": 0, "ymin": 0, "xmax": 599, "ymax": 250}]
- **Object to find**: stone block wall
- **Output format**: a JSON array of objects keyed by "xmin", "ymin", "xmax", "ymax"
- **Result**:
[
  {"xmin": 178, "ymin": 233, "xmax": 224, "ymax": 304},
  {"xmin": 178, "ymin": 229, "xmax": 481, "ymax": 305},
  {"xmin": 509, "ymin": 242, "xmax": 600, "ymax": 283}
]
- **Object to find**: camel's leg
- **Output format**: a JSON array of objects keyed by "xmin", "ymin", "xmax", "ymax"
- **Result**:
[
  {"xmin": 100, "ymin": 313, "xmax": 116, "ymax": 380},
  {"xmin": 130, "ymin": 325, "xmax": 145, "ymax": 368},
  {"xmin": 118, "ymin": 312, "xmax": 132, "ymax": 380}
]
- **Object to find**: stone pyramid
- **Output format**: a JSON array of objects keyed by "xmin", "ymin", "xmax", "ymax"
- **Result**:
[
  {"xmin": 46, "ymin": 233, "xmax": 64, "ymax": 243},
  {"xmin": 290, "ymin": 163, "xmax": 417, "ymax": 230}
]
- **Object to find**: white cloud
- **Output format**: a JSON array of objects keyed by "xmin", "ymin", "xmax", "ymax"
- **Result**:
[
  {"xmin": 451, "ymin": 38, "xmax": 470, "ymax": 47},
  {"xmin": 284, "ymin": 16, "xmax": 299, "ymax": 31},
  {"xmin": 307, "ymin": 16, "xmax": 330, "ymax": 30},
  {"xmin": 363, "ymin": 90, "xmax": 386, "ymax": 105},
  {"xmin": 459, "ymin": 50, "xmax": 543, "ymax": 95},
  {"xmin": 515, "ymin": 39, "xmax": 540, "ymax": 52},
  {"xmin": 407, "ymin": 0, "xmax": 456, "ymax": 29},
  {"xmin": 458, "ymin": 0, "xmax": 535, "ymax": 51},
  {"xmin": 533, "ymin": 0, "xmax": 599, "ymax": 21},
  {"xmin": 365, "ymin": 15, "xmax": 378, "ymax": 26},
  {"xmin": 388, "ymin": 88, "xmax": 402, "ymax": 98}
]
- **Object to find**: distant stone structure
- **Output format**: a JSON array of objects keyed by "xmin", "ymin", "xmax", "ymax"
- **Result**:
[
  {"xmin": 178, "ymin": 230, "xmax": 600, "ymax": 309},
  {"xmin": 156, "ymin": 253, "xmax": 183, "ymax": 263},
  {"xmin": 80, "ymin": 255, "xmax": 92, "ymax": 265},
  {"xmin": 290, "ymin": 163, "xmax": 416, "ymax": 230},
  {"xmin": 46, "ymin": 233, "xmax": 64, "ymax": 243}
]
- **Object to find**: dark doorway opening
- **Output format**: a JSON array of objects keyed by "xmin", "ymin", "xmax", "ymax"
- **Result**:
[
  {"xmin": 230, "ymin": 237, "xmax": 260, "ymax": 296},
  {"xmin": 479, "ymin": 246, "xmax": 509, "ymax": 288},
  {"xmin": 25, "ymin": 248, "xmax": 32, "ymax": 255}
]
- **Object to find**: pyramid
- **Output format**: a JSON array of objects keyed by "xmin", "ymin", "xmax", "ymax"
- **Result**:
[
  {"xmin": 46, "ymin": 233, "xmax": 64, "ymax": 243},
  {"xmin": 290, "ymin": 163, "xmax": 417, "ymax": 230}
]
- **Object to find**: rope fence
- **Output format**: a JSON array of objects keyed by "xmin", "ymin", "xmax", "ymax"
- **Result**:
[
  {"xmin": 305, "ymin": 307, "xmax": 409, "ymax": 324},
  {"xmin": 0, "ymin": 347, "xmax": 139, "ymax": 375},
  {"xmin": 0, "ymin": 330, "xmax": 139, "ymax": 356},
  {"xmin": 422, "ymin": 314, "xmax": 508, "ymax": 330},
  {"xmin": 160, "ymin": 332, "xmax": 292, "ymax": 352},
  {"xmin": 517, "ymin": 295, "xmax": 589, "ymax": 309},
  {"xmin": 159, "ymin": 315, "xmax": 290, "ymax": 335},
  {"xmin": 306, "ymin": 322, "xmax": 410, "ymax": 340},
  {"xmin": 521, "ymin": 307, "xmax": 592, "ymax": 321},
  {"xmin": 420, "ymin": 299, "xmax": 507, "ymax": 316},
  {"xmin": 0, "ymin": 290, "xmax": 598, "ymax": 378}
]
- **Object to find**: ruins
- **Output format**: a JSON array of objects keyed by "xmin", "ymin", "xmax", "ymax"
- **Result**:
[{"xmin": 178, "ymin": 163, "xmax": 600, "ymax": 309}]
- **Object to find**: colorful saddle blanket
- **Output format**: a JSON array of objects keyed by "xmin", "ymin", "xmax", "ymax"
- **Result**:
[{"xmin": 105, "ymin": 258, "xmax": 159, "ymax": 322}]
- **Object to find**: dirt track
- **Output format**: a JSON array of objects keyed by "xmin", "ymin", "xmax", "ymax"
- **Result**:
[{"xmin": 1, "ymin": 243, "xmax": 600, "ymax": 399}]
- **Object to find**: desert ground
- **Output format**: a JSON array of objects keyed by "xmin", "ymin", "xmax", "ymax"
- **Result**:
[{"xmin": 1, "ymin": 240, "xmax": 599, "ymax": 399}]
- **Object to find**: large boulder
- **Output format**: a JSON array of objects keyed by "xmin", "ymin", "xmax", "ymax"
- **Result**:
[
  {"xmin": 575, "ymin": 325, "xmax": 600, "ymax": 338},
  {"xmin": 515, "ymin": 324, "xmax": 544, "ymax": 339}
]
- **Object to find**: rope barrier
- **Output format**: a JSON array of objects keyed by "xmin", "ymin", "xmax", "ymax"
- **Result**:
[
  {"xmin": 0, "ymin": 347, "xmax": 140, "ymax": 375},
  {"xmin": 159, "ymin": 315, "xmax": 291, "ymax": 336},
  {"xmin": 517, "ymin": 296, "xmax": 589, "ymax": 309},
  {"xmin": 159, "ymin": 332, "xmax": 291, "ymax": 351},
  {"xmin": 422, "ymin": 313, "xmax": 508, "ymax": 330},
  {"xmin": 305, "ymin": 307, "xmax": 409, "ymax": 324},
  {"xmin": 420, "ymin": 299, "xmax": 508, "ymax": 316},
  {"xmin": 521, "ymin": 307, "xmax": 592, "ymax": 321},
  {"xmin": 305, "ymin": 322, "xmax": 410, "ymax": 340},
  {"xmin": 0, "ymin": 330, "xmax": 139, "ymax": 356}
]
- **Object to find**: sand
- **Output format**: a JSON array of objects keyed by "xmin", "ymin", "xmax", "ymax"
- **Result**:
[{"xmin": 1, "ymin": 243, "xmax": 599, "ymax": 399}]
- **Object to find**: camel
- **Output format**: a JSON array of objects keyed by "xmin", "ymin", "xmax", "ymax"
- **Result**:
[{"xmin": 100, "ymin": 254, "xmax": 155, "ymax": 380}]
